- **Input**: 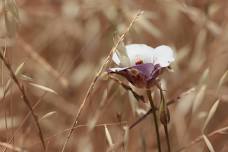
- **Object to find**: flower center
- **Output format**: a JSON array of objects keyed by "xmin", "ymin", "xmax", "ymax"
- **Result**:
[{"xmin": 135, "ymin": 57, "xmax": 143, "ymax": 65}]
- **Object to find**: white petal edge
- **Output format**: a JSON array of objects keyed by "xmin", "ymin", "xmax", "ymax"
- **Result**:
[
  {"xmin": 108, "ymin": 67, "xmax": 126, "ymax": 72},
  {"xmin": 112, "ymin": 44, "xmax": 175, "ymax": 67},
  {"xmin": 153, "ymin": 45, "xmax": 175, "ymax": 67}
]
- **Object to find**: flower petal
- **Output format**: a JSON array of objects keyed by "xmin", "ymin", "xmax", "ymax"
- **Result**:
[
  {"xmin": 111, "ymin": 44, "xmax": 175, "ymax": 67},
  {"xmin": 125, "ymin": 44, "xmax": 155, "ymax": 66},
  {"xmin": 108, "ymin": 63, "xmax": 161, "ymax": 88},
  {"xmin": 107, "ymin": 67, "xmax": 127, "ymax": 73},
  {"xmin": 153, "ymin": 45, "xmax": 175, "ymax": 67}
]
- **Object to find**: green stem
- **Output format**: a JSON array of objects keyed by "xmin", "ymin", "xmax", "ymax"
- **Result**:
[
  {"xmin": 163, "ymin": 124, "xmax": 171, "ymax": 152},
  {"xmin": 147, "ymin": 90, "xmax": 161, "ymax": 152},
  {"xmin": 157, "ymin": 84, "xmax": 171, "ymax": 152}
]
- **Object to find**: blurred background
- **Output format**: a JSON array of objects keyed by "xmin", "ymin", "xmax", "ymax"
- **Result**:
[{"xmin": 0, "ymin": 0, "xmax": 228, "ymax": 151}]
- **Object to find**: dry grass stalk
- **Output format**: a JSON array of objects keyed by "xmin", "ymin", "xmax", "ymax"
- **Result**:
[
  {"xmin": 3, "ymin": 62, "xmax": 24, "ymax": 99},
  {"xmin": 104, "ymin": 125, "xmax": 114, "ymax": 147},
  {"xmin": 4, "ymin": 92, "xmax": 47, "ymax": 151},
  {"xmin": 30, "ymin": 122, "xmax": 127, "ymax": 147},
  {"xmin": 0, "ymin": 51, "xmax": 46, "ymax": 150},
  {"xmin": 29, "ymin": 82, "xmax": 57, "ymax": 95},
  {"xmin": 17, "ymin": 37, "xmax": 69, "ymax": 89},
  {"xmin": 60, "ymin": 10, "xmax": 143, "ymax": 152},
  {"xmin": 192, "ymin": 84, "xmax": 207, "ymax": 113},
  {"xmin": 202, "ymin": 134, "xmax": 215, "ymax": 152},
  {"xmin": 202, "ymin": 99, "xmax": 220, "ymax": 132},
  {"xmin": 88, "ymin": 87, "xmax": 117, "ymax": 131},
  {"xmin": 0, "ymin": 141, "xmax": 26, "ymax": 152},
  {"xmin": 39, "ymin": 111, "xmax": 57, "ymax": 121},
  {"xmin": 123, "ymin": 127, "xmax": 129, "ymax": 152},
  {"xmin": 177, "ymin": 126, "xmax": 228, "ymax": 152},
  {"xmin": 216, "ymin": 70, "xmax": 228, "ymax": 94},
  {"xmin": 106, "ymin": 127, "xmax": 129, "ymax": 152},
  {"xmin": 1, "ymin": 1, "xmax": 228, "ymax": 151}
]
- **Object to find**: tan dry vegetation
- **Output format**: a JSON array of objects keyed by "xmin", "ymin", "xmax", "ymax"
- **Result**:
[{"xmin": 0, "ymin": 0, "xmax": 228, "ymax": 151}]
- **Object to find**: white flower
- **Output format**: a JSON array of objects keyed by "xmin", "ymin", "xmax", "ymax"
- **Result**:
[
  {"xmin": 108, "ymin": 44, "xmax": 175, "ymax": 88},
  {"xmin": 112, "ymin": 44, "xmax": 175, "ymax": 67}
]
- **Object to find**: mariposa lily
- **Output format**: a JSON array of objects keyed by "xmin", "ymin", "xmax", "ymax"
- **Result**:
[{"xmin": 108, "ymin": 44, "xmax": 175, "ymax": 88}]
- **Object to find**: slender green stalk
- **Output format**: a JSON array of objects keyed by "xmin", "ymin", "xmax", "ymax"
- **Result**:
[
  {"xmin": 157, "ymin": 84, "xmax": 171, "ymax": 152},
  {"xmin": 147, "ymin": 90, "xmax": 161, "ymax": 152},
  {"xmin": 163, "ymin": 124, "xmax": 171, "ymax": 152}
]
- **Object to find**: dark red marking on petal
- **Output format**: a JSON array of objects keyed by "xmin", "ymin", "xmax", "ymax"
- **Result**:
[{"xmin": 135, "ymin": 58, "xmax": 143, "ymax": 65}]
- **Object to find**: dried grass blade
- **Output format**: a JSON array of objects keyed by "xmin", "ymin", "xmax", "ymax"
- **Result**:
[
  {"xmin": 202, "ymin": 99, "xmax": 220, "ymax": 132},
  {"xmin": 104, "ymin": 125, "xmax": 114, "ymax": 147},
  {"xmin": 40, "ymin": 111, "xmax": 57, "ymax": 121},
  {"xmin": 123, "ymin": 127, "xmax": 129, "ymax": 152},
  {"xmin": 202, "ymin": 135, "xmax": 215, "ymax": 152},
  {"xmin": 29, "ymin": 82, "xmax": 57, "ymax": 95},
  {"xmin": 177, "ymin": 126, "xmax": 228, "ymax": 152},
  {"xmin": 192, "ymin": 85, "xmax": 207, "ymax": 113},
  {"xmin": 0, "ymin": 141, "xmax": 26, "ymax": 152},
  {"xmin": 4, "ymin": 62, "xmax": 24, "ymax": 96},
  {"xmin": 88, "ymin": 89, "xmax": 109, "ymax": 130},
  {"xmin": 137, "ymin": 16, "xmax": 162, "ymax": 38},
  {"xmin": 0, "ymin": 52, "xmax": 46, "ymax": 150},
  {"xmin": 18, "ymin": 38, "xmax": 69, "ymax": 89},
  {"xmin": 3, "ymin": 0, "xmax": 19, "ymax": 38},
  {"xmin": 216, "ymin": 70, "xmax": 228, "ymax": 94},
  {"xmin": 15, "ymin": 62, "xmax": 25, "ymax": 75},
  {"xmin": 199, "ymin": 68, "xmax": 209, "ymax": 85}
]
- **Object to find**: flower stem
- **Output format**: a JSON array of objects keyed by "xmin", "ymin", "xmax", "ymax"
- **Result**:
[
  {"xmin": 157, "ymin": 84, "xmax": 171, "ymax": 152},
  {"xmin": 163, "ymin": 124, "xmax": 171, "ymax": 152},
  {"xmin": 147, "ymin": 90, "xmax": 161, "ymax": 152}
]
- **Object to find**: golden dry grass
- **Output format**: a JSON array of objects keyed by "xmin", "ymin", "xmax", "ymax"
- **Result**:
[{"xmin": 0, "ymin": 0, "xmax": 228, "ymax": 151}]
